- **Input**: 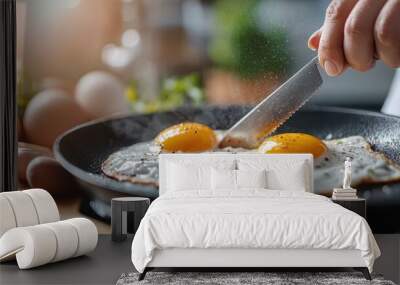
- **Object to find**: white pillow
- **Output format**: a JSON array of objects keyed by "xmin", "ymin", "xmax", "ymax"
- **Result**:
[
  {"xmin": 266, "ymin": 161, "xmax": 308, "ymax": 191},
  {"xmin": 238, "ymin": 159, "xmax": 309, "ymax": 191},
  {"xmin": 211, "ymin": 168, "xmax": 236, "ymax": 190},
  {"xmin": 211, "ymin": 168, "xmax": 267, "ymax": 191},
  {"xmin": 236, "ymin": 169, "xmax": 267, "ymax": 189},
  {"xmin": 167, "ymin": 162, "xmax": 211, "ymax": 191},
  {"xmin": 166, "ymin": 159, "xmax": 236, "ymax": 192}
]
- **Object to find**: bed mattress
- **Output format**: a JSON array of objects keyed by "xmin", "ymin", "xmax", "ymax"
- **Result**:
[{"xmin": 131, "ymin": 190, "xmax": 380, "ymax": 273}]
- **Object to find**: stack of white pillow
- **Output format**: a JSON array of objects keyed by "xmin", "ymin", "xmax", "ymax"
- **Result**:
[
  {"xmin": 164, "ymin": 156, "xmax": 310, "ymax": 195},
  {"xmin": 165, "ymin": 160, "xmax": 268, "ymax": 192},
  {"xmin": 0, "ymin": 189, "xmax": 98, "ymax": 269}
]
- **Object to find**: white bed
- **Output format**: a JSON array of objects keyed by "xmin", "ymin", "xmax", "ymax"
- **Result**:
[{"xmin": 131, "ymin": 153, "xmax": 380, "ymax": 280}]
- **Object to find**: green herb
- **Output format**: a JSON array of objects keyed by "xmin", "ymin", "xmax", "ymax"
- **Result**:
[
  {"xmin": 209, "ymin": 0, "xmax": 290, "ymax": 78},
  {"xmin": 160, "ymin": 73, "xmax": 204, "ymax": 106},
  {"xmin": 129, "ymin": 73, "xmax": 205, "ymax": 114}
]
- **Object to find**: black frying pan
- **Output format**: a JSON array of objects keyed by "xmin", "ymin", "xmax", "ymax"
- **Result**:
[{"xmin": 54, "ymin": 105, "xmax": 400, "ymax": 233}]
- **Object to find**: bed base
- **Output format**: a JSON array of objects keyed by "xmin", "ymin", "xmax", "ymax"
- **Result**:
[
  {"xmin": 138, "ymin": 248, "xmax": 372, "ymax": 281},
  {"xmin": 138, "ymin": 267, "xmax": 371, "ymax": 281}
]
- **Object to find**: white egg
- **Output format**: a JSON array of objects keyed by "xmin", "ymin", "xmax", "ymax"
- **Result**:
[
  {"xmin": 102, "ymin": 141, "xmax": 159, "ymax": 186},
  {"xmin": 75, "ymin": 71, "xmax": 130, "ymax": 119}
]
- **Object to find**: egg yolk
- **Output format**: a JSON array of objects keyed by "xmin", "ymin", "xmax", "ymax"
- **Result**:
[
  {"xmin": 155, "ymin": 122, "xmax": 217, "ymax": 152},
  {"xmin": 258, "ymin": 133, "xmax": 327, "ymax": 158}
]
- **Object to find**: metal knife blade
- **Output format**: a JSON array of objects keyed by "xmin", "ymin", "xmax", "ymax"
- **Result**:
[{"xmin": 219, "ymin": 56, "xmax": 323, "ymax": 149}]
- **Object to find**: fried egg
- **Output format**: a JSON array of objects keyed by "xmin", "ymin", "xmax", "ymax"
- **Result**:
[
  {"xmin": 258, "ymin": 133, "xmax": 328, "ymax": 158},
  {"xmin": 155, "ymin": 122, "xmax": 217, "ymax": 152},
  {"xmin": 102, "ymin": 123, "xmax": 400, "ymax": 193}
]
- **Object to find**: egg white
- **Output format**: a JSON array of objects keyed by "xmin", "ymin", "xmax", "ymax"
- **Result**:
[
  {"xmin": 102, "ymin": 135, "xmax": 400, "ymax": 193},
  {"xmin": 314, "ymin": 136, "xmax": 400, "ymax": 193}
]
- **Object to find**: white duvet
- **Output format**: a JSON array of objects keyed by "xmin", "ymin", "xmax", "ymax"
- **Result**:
[{"xmin": 131, "ymin": 190, "xmax": 380, "ymax": 273}]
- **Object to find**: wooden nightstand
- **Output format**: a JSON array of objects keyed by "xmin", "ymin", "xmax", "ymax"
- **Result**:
[{"xmin": 331, "ymin": 198, "xmax": 366, "ymax": 219}]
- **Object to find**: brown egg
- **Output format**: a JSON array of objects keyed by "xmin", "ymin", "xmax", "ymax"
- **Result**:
[
  {"xmin": 18, "ymin": 143, "xmax": 53, "ymax": 183},
  {"xmin": 75, "ymin": 71, "xmax": 130, "ymax": 119},
  {"xmin": 26, "ymin": 156, "xmax": 79, "ymax": 197},
  {"xmin": 23, "ymin": 89, "xmax": 89, "ymax": 148}
]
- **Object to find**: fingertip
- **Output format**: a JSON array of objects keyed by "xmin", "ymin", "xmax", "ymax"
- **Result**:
[
  {"xmin": 308, "ymin": 30, "xmax": 322, "ymax": 51},
  {"xmin": 308, "ymin": 37, "xmax": 318, "ymax": 51}
]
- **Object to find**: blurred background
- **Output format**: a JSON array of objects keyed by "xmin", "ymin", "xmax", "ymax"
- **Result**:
[{"xmin": 15, "ymin": 0, "xmax": 397, "ymax": 229}]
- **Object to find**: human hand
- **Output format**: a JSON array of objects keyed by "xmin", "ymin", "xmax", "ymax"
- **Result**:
[{"xmin": 308, "ymin": 0, "xmax": 400, "ymax": 76}]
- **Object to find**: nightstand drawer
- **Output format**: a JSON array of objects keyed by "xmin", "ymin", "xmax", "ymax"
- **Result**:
[{"xmin": 331, "ymin": 198, "xmax": 366, "ymax": 219}]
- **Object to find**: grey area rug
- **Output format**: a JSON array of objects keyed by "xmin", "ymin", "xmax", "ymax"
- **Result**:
[{"xmin": 117, "ymin": 272, "xmax": 395, "ymax": 285}]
